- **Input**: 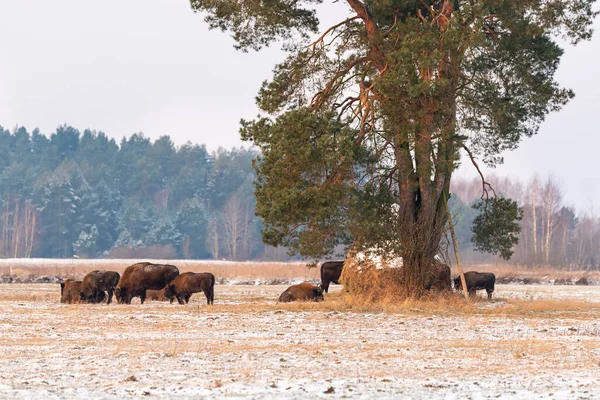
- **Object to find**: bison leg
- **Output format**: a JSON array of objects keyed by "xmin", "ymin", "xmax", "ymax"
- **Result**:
[
  {"xmin": 487, "ymin": 289, "xmax": 493, "ymax": 300},
  {"xmin": 184, "ymin": 294, "xmax": 192, "ymax": 304},
  {"xmin": 176, "ymin": 295, "xmax": 185, "ymax": 305},
  {"xmin": 140, "ymin": 292, "xmax": 146, "ymax": 304},
  {"xmin": 321, "ymin": 281, "xmax": 330, "ymax": 294},
  {"xmin": 468, "ymin": 289, "xmax": 476, "ymax": 298},
  {"xmin": 204, "ymin": 288, "xmax": 213, "ymax": 305},
  {"xmin": 106, "ymin": 289, "xmax": 113, "ymax": 305}
]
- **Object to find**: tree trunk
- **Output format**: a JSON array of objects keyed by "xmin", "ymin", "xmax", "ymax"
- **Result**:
[{"xmin": 532, "ymin": 201, "xmax": 537, "ymax": 263}]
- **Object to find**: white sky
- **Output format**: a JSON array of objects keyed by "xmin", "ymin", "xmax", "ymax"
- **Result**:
[{"xmin": 0, "ymin": 1, "xmax": 598, "ymax": 210}]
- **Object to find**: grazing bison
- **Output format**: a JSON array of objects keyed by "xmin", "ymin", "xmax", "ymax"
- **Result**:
[
  {"xmin": 115, "ymin": 262, "xmax": 179, "ymax": 304},
  {"xmin": 454, "ymin": 271, "xmax": 496, "ymax": 299},
  {"xmin": 425, "ymin": 262, "xmax": 452, "ymax": 292},
  {"xmin": 278, "ymin": 282, "xmax": 324, "ymax": 303},
  {"xmin": 320, "ymin": 261, "xmax": 344, "ymax": 293},
  {"xmin": 163, "ymin": 272, "xmax": 215, "ymax": 305},
  {"xmin": 60, "ymin": 279, "xmax": 83, "ymax": 304},
  {"xmin": 80, "ymin": 270, "xmax": 120, "ymax": 304},
  {"xmin": 146, "ymin": 288, "xmax": 168, "ymax": 301}
]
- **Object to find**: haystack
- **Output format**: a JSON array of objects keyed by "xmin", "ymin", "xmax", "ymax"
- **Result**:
[
  {"xmin": 340, "ymin": 250, "xmax": 406, "ymax": 302},
  {"xmin": 340, "ymin": 250, "xmax": 451, "ymax": 302}
]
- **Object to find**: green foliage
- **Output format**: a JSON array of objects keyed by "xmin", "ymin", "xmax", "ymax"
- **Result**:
[
  {"xmin": 190, "ymin": 0, "xmax": 321, "ymax": 51},
  {"xmin": 471, "ymin": 197, "xmax": 524, "ymax": 260},
  {"xmin": 242, "ymin": 109, "xmax": 370, "ymax": 258}
]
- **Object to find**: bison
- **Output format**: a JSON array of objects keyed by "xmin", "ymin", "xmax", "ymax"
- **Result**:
[
  {"xmin": 115, "ymin": 262, "xmax": 179, "ymax": 304},
  {"xmin": 163, "ymin": 272, "xmax": 215, "ymax": 305},
  {"xmin": 320, "ymin": 261, "xmax": 344, "ymax": 293},
  {"xmin": 80, "ymin": 270, "xmax": 120, "ymax": 304},
  {"xmin": 278, "ymin": 282, "xmax": 324, "ymax": 303},
  {"xmin": 454, "ymin": 271, "xmax": 496, "ymax": 299},
  {"xmin": 425, "ymin": 262, "xmax": 452, "ymax": 292},
  {"xmin": 60, "ymin": 279, "xmax": 83, "ymax": 304},
  {"xmin": 146, "ymin": 288, "xmax": 168, "ymax": 301}
]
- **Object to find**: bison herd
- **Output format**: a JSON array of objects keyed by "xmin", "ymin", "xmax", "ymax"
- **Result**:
[
  {"xmin": 59, "ymin": 261, "xmax": 496, "ymax": 305},
  {"xmin": 60, "ymin": 262, "xmax": 216, "ymax": 305}
]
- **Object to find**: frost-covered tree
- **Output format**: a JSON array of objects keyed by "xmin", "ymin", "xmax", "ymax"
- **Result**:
[{"xmin": 74, "ymin": 224, "xmax": 99, "ymax": 257}]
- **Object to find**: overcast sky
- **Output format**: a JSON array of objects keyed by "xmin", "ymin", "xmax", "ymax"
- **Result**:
[{"xmin": 1, "ymin": 1, "xmax": 598, "ymax": 210}]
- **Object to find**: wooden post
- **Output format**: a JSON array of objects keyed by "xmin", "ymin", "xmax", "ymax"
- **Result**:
[{"xmin": 445, "ymin": 196, "xmax": 469, "ymax": 300}]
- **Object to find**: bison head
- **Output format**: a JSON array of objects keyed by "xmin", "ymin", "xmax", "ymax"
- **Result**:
[
  {"xmin": 453, "ymin": 276, "xmax": 463, "ymax": 290},
  {"xmin": 313, "ymin": 287, "xmax": 324, "ymax": 302},
  {"xmin": 115, "ymin": 286, "xmax": 126, "ymax": 304},
  {"xmin": 163, "ymin": 285, "xmax": 175, "ymax": 302}
]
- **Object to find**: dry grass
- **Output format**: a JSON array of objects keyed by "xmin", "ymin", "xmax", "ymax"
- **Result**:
[{"xmin": 0, "ymin": 259, "xmax": 320, "ymax": 281}]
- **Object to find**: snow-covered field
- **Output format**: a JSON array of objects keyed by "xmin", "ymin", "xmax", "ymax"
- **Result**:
[{"xmin": 0, "ymin": 284, "xmax": 599, "ymax": 399}]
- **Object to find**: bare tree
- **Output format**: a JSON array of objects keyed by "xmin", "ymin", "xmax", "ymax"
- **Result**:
[
  {"xmin": 540, "ymin": 176, "xmax": 562, "ymax": 263},
  {"xmin": 527, "ymin": 175, "xmax": 540, "ymax": 264},
  {"xmin": 206, "ymin": 214, "xmax": 220, "ymax": 260}
]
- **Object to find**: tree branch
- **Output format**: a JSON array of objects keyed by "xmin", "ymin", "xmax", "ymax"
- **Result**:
[
  {"xmin": 307, "ymin": 16, "xmax": 360, "ymax": 52},
  {"xmin": 462, "ymin": 144, "xmax": 497, "ymax": 212},
  {"xmin": 345, "ymin": 0, "xmax": 387, "ymax": 71},
  {"xmin": 309, "ymin": 56, "xmax": 369, "ymax": 110}
]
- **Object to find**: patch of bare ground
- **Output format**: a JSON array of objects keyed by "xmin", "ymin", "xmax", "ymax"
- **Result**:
[{"xmin": 0, "ymin": 283, "xmax": 599, "ymax": 399}]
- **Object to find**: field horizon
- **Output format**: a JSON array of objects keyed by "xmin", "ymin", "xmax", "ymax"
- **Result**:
[{"xmin": 0, "ymin": 259, "xmax": 599, "ymax": 287}]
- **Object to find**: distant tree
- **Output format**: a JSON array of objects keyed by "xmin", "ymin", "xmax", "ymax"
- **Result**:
[
  {"xmin": 34, "ymin": 168, "xmax": 80, "ymax": 257},
  {"xmin": 118, "ymin": 201, "xmax": 155, "ymax": 243},
  {"xmin": 176, "ymin": 198, "xmax": 209, "ymax": 258},
  {"xmin": 146, "ymin": 217, "xmax": 182, "ymax": 249},
  {"xmin": 73, "ymin": 224, "xmax": 99, "ymax": 258},
  {"xmin": 51, "ymin": 125, "xmax": 80, "ymax": 161}
]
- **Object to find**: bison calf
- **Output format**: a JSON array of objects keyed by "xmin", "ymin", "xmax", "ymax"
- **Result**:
[
  {"xmin": 80, "ymin": 270, "xmax": 120, "ymax": 304},
  {"xmin": 278, "ymin": 282, "xmax": 324, "ymax": 303},
  {"xmin": 60, "ymin": 280, "xmax": 83, "ymax": 304},
  {"xmin": 163, "ymin": 272, "xmax": 215, "ymax": 305},
  {"xmin": 320, "ymin": 261, "xmax": 344, "ymax": 293},
  {"xmin": 454, "ymin": 271, "xmax": 496, "ymax": 299},
  {"xmin": 146, "ymin": 288, "xmax": 168, "ymax": 301}
]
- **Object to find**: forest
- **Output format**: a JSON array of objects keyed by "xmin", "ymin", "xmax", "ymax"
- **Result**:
[
  {"xmin": 451, "ymin": 175, "xmax": 600, "ymax": 269},
  {"xmin": 0, "ymin": 125, "xmax": 280, "ymax": 261},
  {"xmin": 0, "ymin": 124, "xmax": 598, "ymax": 269}
]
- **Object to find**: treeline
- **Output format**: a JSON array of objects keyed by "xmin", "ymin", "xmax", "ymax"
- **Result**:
[
  {"xmin": 451, "ymin": 175, "xmax": 599, "ymax": 269},
  {"xmin": 3, "ymin": 124, "xmax": 596, "ymax": 267},
  {"xmin": 0, "ymin": 125, "xmax": 290, "ymax": 260}
]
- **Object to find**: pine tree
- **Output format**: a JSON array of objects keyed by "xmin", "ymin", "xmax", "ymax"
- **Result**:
[{"xmin": 192, "ymin": 0, "xmax": 597, "ymax": 295}]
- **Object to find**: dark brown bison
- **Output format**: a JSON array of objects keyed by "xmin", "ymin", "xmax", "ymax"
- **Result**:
[
  {"xmin": 60, "ymin": 279, "xmax": 83, "ymax": 304},
  {"xmin": 320, "ymin": 261, "xmax": 344, "ymax": 293},
  {"xmin": 454, "ymin": 271, "xmax": 496, "ymax": 299},
  {"xmin": 425, "ymin": 262, "xmax": 452, "ymax": 292},
  {"xmin": 146, "ymin": 288, "xmax": 168, "ymax": 301},
  {"xmin": 278, "ymin": 282, "xmax": 324, "ymax": 303},
  {"xmin": 80, "ymin": 270, "xmax": 120, "ymax": 304},
  {"xmin": 115, "ymin": 262, "xmax": 179, "ymax": 304},
  {"xmin": 163, "ymin": 272, "xmax": 215, "ymax": 305}
]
